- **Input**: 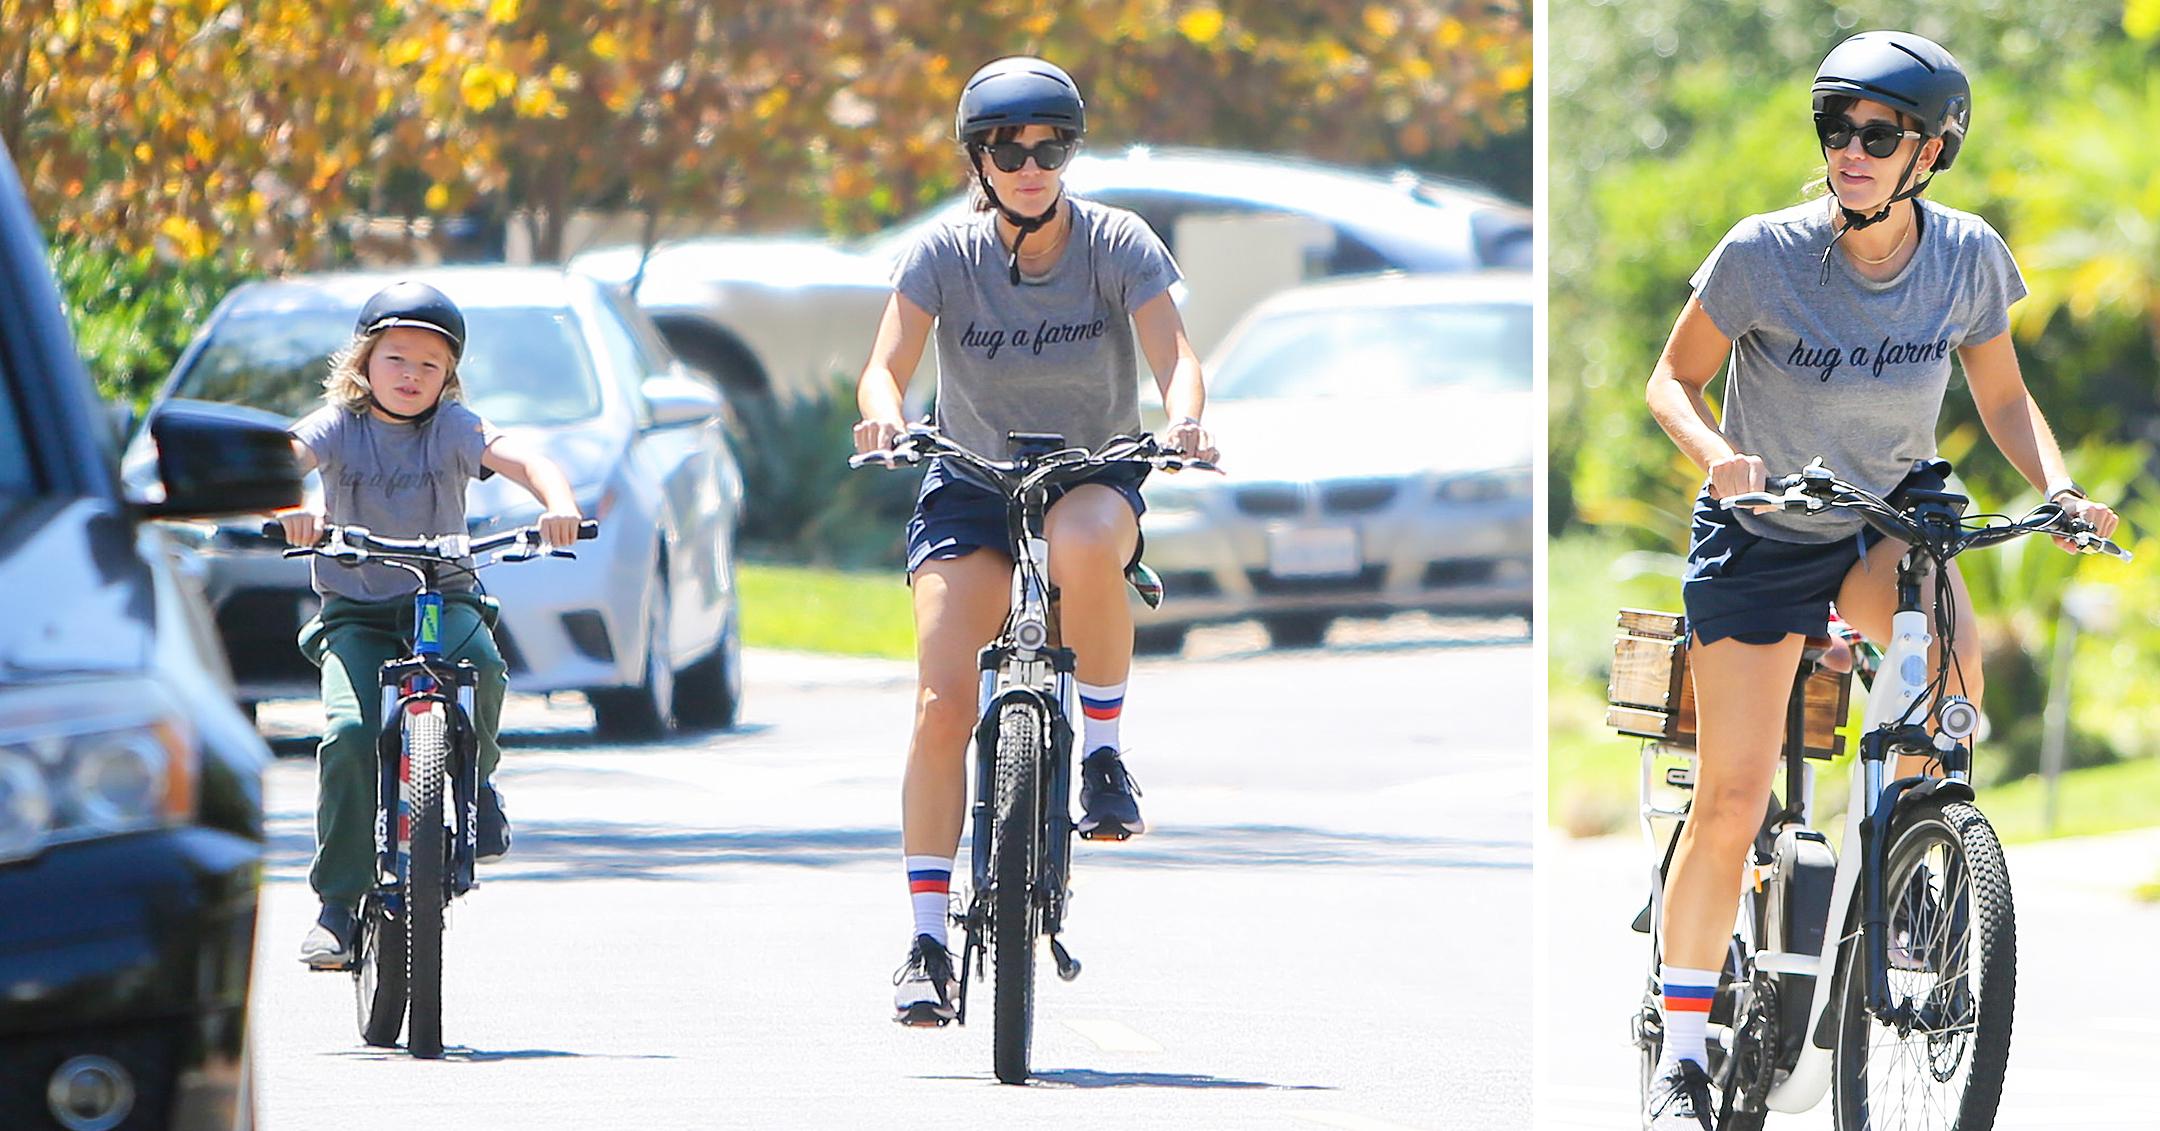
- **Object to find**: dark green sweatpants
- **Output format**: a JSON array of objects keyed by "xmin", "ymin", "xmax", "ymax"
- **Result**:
[{"xmin": 299, "ymin": 593, "xmax": 506, "ymax": 904}]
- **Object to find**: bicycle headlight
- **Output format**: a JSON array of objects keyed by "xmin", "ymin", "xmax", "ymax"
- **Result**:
[{"xmin": 0, "ymin": 679, "xmax": 196, "ymax": 864}]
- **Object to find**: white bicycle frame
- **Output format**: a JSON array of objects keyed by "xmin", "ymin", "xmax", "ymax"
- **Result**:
[{"xmin": 1640, "ymin": 605, "xmax": 1948, "ymax": 1113}]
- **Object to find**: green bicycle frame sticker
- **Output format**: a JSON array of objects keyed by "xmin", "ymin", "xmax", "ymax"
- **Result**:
[{"xmin": 421, "ymin": 600, "xmax": 441, "ymax": 646}]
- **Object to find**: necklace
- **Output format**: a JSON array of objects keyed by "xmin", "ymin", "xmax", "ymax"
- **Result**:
[
  {"xmin": 1013, "ymin": 213, "xmax": 1070, "ymax": 263},
  {"xmin": 1846, "ymin": 217, "xmax": 1912, "ymax": 266}
]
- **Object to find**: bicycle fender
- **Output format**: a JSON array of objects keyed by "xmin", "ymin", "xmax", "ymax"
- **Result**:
[{"xmin": 1889, "ymin": 776, "xmax": 1976, "ymax": 821}]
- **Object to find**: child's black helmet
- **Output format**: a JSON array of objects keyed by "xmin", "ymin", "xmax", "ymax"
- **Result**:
[
  {"xmin": 954, "ymin": 57, "xmax": 1086, "ymax": 142},
  {"xmin": 1811, "ymin": 31, "xmax": 1971, "ymax": 170},
  {"xmin": 356, "ymin": 281, "xmax": 466, "ymax": 360}
]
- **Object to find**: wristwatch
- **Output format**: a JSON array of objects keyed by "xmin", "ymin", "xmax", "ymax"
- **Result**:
[{"xmin": 2045, "ymin": 479, "xmax": 2086, "ymax": 504}]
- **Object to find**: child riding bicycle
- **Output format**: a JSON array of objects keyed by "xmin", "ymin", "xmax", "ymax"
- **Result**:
[{"xmin": 280, "ymin": 281, "xmax": 584, "ymax": 969}]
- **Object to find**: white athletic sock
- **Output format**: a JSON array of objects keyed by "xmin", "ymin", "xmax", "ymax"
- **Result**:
[
  {"xmin": 905, "ymin": 854, "xmax": 953, "ymax": 947},
  {"xmin": 1658, "ymin": 963, "xmax": 1719, "ymax": 1070},
  {"xmin": 1077, "ymin": 679, "xmax": 1126, "ymax": 754}
]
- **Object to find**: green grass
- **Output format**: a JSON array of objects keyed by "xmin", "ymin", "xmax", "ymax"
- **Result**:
[
  {"xmin": 738, "ymin": 562, "xmax": 914, "ymax": 660},
  {"xmin": 1978, "ymin": 758, "xmax": 2160, "ymax": 844}
]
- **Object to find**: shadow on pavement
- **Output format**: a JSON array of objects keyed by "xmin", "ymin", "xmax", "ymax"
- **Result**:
[
  {"xmin": 261, "ymin": 818, "xmax": 1527, "ymax": 883},
  {"xmin": 265, "ymin": 721, "xmax": 772, "ymax": 756},
  {"xmin": 326, "ymin": 1046, "xmax": 676, "ymax": 1062},
  {"xmin": 921, "ymin": 1068, "xmax": 1331, "ymax": 1090}
]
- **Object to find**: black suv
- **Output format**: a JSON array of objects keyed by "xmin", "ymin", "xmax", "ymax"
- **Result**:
[{"xmin": 0, "ymin": 145, "xmax": 300, "ymax": 1126}]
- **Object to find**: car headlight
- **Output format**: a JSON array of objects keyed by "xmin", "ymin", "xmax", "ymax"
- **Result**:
[
  {"xmin": 1434, "ymin": 468, "xmax": 1532, "ymax": 505},
  {"xmin": 0, "ymin": 679, "xmax": 196, "ymax": 864}
]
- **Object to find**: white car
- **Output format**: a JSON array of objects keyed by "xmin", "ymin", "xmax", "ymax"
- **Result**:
[
  {"xmin": 1132, "ymin": 273, "xmax": 1535, "ymax": 652},
  {"xmin": 571, "ymin": 147, "xmax": 1531, "ymax": 405}
]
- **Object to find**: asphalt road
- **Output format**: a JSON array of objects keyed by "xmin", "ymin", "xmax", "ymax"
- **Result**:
[
  {"xmin": 247, "ymin": 618, "xmax": 1536, "ymax": 1130},
  {"xmin": 1537, "ymin": 825, "xmax": 2160, "ymax": 1128}
]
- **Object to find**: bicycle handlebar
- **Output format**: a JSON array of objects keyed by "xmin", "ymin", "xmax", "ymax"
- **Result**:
[
  {"xmin": 1719, "ymin": 459, "xmax": 2131, "ymax": 562},
  {"xmin": 850, "ymin": 426, "xmax": 1220, "ymax": 486},
  {"xmin": 261, "ymin": 518, "xmax": 602, "ymax": 566}
]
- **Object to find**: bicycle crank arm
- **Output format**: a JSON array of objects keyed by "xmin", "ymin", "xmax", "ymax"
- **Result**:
[{"xmin": 1050, "ymin": 937, "xmax": 1082, "ymax": 982}]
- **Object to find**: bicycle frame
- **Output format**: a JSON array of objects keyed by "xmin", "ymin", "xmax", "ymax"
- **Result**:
[{"xmin": 371, "ymin": 583, "xmax": 484, "ymax": 915}]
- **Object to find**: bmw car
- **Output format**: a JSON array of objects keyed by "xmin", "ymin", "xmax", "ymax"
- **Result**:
[
  {"xmin": 123, "ymin": 269, "xmax": 746, "ymax": 737},
  {"xmin": 1132, "ymin": 273, "xmax": 1535, "ymax": 651},
  {"xmin": 1, "ymin": 140, "xmax": 292, "ymax": 1130}
]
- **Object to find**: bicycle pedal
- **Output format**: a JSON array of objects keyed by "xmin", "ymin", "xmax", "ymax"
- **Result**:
[{"xmin": 1078, "ymin": 824, "xmax": 1132, "ymax": 842}]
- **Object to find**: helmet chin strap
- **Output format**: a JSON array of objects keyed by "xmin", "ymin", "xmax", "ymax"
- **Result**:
[
  {"xmin": 1819, "ymin": 145, "xmax": 1930, "ymax": 285},
  {"xmin": 973, "ymin": 157, "xmax": 1063, "ymax": 285},
  {"xmin": 369, "ymin": 395, "xmax": 441, "ymax": 425}
]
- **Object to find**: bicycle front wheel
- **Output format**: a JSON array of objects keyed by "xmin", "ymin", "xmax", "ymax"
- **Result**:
[
  {"xmin": 1834, "ymin": 797, "xmax": 2015, "ymax": 1130},
  {"xmin": 405, "ymin": 706, "xmax": 450, "ymax": 1059},
  {"xmin": 991, "ymin": 701, "xmax": 1044, "ymax": 1085}
]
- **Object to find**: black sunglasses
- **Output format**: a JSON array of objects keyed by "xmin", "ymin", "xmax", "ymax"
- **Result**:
[
  {"xmin": 984, "ymin": 138, "xmax": 1074, "ymax": 173},
  {"xmin": 1814, "ymin": 113, "xmax": 1922, "ymax": 159}
]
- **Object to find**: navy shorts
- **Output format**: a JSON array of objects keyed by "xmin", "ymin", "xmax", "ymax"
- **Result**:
[
  {"xmin": 1681, "ymin": 463, "xmax": 1949, "ymax": 647},
  {"xmin": 904, "ymin": 458, "xmax": 1149, "ymax": 575}
]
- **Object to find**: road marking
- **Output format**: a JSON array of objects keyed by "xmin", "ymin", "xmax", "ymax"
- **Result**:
[
  {"xmin": 1060, "ymin": 1018, "xmax": 1162, "ymax": 1052},
  {"xmin": 1298, "ymin": 1112, "xmax": 1432, "ymax": 1131}
]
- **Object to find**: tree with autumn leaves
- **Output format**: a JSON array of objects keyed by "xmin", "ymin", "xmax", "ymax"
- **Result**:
[{"xmin": 5, "ymin": 0, "xmax": 1530, "ymax": 267}]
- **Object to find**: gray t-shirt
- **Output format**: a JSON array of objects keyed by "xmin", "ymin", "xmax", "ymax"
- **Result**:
[
  {"xmin": 893, "ymin": 195, "xmax": 1180, "ymax": 477},
  {"xmin": 291, "ymin": 400, "xmax": 500, "ymax": 601},
  {"xmin": 1690, "ymin": 198, "xmax": 2027, "ymax": 541}
]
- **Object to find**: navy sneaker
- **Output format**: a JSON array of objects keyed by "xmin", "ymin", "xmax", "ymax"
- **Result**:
[
  {"xmin": 478, "ymin": 783, "xmax": 511, "ymax": 863},
  {"xmin": 298, "ymin": 900, "xmax": 358, "ymax": 970},
  {"xmin": 892, "ymin": 934, "xmax": 959, "ymax": 1026},
  {"xmin": 1078, "ymin": 747, "xmax": 1145, "ymax": 840},
  {"xmin": 1643, "ymin": 1058, "xmax": 1716, "ymax": 1130}
]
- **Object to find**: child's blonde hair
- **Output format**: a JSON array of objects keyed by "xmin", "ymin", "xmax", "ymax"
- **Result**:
[{"xmin": 323, "ymin": 330, "xmax": 465, "ymax": 415}]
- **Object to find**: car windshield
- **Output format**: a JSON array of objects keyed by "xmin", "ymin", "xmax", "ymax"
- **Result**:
[
  {"xmin": 171, "ymin": 305, "xmax": 601, "ymax": 426},
  {"xmin": 1209, "ymin": 301, "xmax": 1531, "ymax": 401}
]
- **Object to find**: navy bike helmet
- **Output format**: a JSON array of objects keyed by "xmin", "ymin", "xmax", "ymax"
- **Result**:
[
  {"xmin": 356, "ymin": 281, "xmax": 466, "ymax": 361},
  {"xmin": 1808, "ymin": 32, "xmax": 1969, "ymax": 282},
  {"xmin": 954, "ymin": 57, "xmax": 1086, "ymax": 285}
]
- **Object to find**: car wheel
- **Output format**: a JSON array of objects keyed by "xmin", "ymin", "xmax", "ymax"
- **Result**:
[
  {"xmin": 589, "ymin": 578, "xmax": 674, "ymax": 740},
  {"xmin": 1262, "ymin": 614, "xmax": 1331, "ymax": 650},
  {"xmin": 1131, "ymin": 624, "xmax": 1188, "ymax": 656},
  {"xmin": 672, "ymin": 604, "xmax": 742, "ymax": 730}
]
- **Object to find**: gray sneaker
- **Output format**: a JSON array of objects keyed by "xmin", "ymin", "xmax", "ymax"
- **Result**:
[
  {"xmin": 1077, "ymin": 747, "xmax": 1145, "ymax": 840},
  {"xmin": 892, "ymin": 934, "xmax": 959, "ymax": 1027},
  {"xmin": 1643, "ymin": 1058, "xmax": 1716, "ymax": 1130},
  {"xmin": 298, "ymin": 901, "xmax": 357, "ymax": 970}
]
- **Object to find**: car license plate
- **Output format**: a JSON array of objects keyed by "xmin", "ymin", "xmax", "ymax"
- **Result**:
[{"xmin": 1267, "ymin": 527, "xmax": 1360, "ymax": 578}]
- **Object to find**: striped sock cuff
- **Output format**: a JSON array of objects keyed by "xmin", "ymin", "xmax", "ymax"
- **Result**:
[
  {"xmin": 905, "ymin": 854, "xmax": 952, "ymax": 896},
  {"xmin": 1078, "ymin": 679, "xmax": 1126, "ymax": 721},
  {"xmin": 1659, "ymin": 964, "xmax": 1719, "ymax": 1014}
]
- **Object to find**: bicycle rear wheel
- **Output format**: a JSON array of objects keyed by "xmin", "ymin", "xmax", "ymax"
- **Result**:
[
  {"xmin": 1833, "ymin": 797, "xmax": 2014, "ymax": 1130},
  {"xmin": 405, "ymin": 706, "xmax": 450, "ymax": 1059},
  {"xmin": 991, "ymin": 701, "xmax": 1044, "ymax": 1085}
]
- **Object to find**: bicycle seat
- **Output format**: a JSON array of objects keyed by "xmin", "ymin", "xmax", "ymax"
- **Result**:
[{"xmin": 1125, "ymin": 560, "xmax": 1164, "ymax": 609}]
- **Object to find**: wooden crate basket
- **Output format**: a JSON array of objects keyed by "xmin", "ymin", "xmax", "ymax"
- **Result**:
[{"xmin": 1604, "ymin": 608, "xmax": 1851, "ymax": 760}]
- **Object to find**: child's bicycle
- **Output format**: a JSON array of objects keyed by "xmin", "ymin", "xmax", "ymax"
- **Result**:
[
  {"xmin": 270, "ymin": 517, "xmax": 598, "ymax": 1059},
  {"xmin": 851, "ymin": 425, "xmax": 1212, "ymax": 1084},
  {"xmin": 1608, "ymin": 459, "xmax": 2127, "ymax": 1129}
]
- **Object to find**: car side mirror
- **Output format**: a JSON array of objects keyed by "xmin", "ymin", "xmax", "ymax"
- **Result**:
[
  {"xmin": 641, "ymin": 372, "xmax": 724, "ymax": 428},
  {"xmin": 140, "ymin": 399, "xmax": 303, "ymax": 518}
]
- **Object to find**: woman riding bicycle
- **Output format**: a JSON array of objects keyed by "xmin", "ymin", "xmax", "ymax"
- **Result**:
[
  {"xmin": 851, "ymin": 56, "xmax": 1217, "ymax": 1026},
  {"xmin": 1638, "ymin": 31, "xmax": 2118, "ymax": 1128},
  {"xmin": 283, "ymin": 282, "xmax": 584, "ymax": 969}
]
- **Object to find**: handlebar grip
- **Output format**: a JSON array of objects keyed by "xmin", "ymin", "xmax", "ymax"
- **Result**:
[
  {"xmin": 577, "ymin": 520, "xmax": 601, "ymax": 541},
  {"xmin": 1765, "ymin": 473, "xmax": 1803, "ymax": 492},
  {"xmin": 260, "ymin": 518, "xmax": 287, "ymax": 543}
]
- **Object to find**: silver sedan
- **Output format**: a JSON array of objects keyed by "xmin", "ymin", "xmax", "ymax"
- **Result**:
[
  {"xmin": 1133, "ymin": 273, "xmax": 1534, "ymax": 651},
  {"xmin": 122, "ymin": 268, "xmax": 745, "ymax": 738}
]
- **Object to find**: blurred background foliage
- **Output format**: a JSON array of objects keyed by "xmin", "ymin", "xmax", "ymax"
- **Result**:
[{"xmin": 1550, "ymin": 0, "xmax": 2160, "ymax": 833}]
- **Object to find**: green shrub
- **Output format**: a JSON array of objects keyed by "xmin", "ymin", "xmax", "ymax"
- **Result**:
[
  {"xmin": 729, "ymin": 376, "xmax": 920, "ymax": 568},
  {"xmin": 48, "ymin": 235, "xmax": 258, "ymax": 410}
]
